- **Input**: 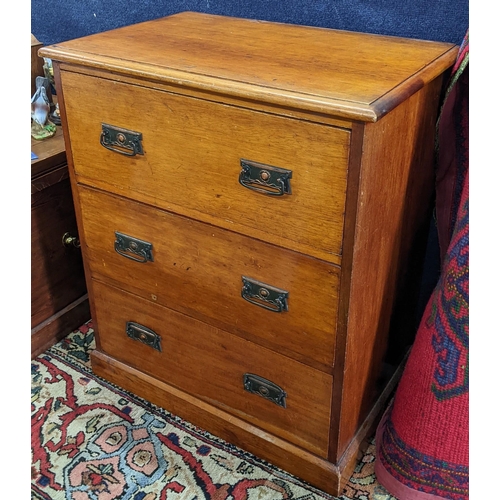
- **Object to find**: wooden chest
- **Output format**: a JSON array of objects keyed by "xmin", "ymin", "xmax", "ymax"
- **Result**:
[{"xmin": 40, "ymin": 12, "xmax": 457, "ymax": 495}]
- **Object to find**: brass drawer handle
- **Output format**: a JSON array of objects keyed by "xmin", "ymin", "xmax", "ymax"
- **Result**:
[
  {"xmin": 100, "ymin": 123, "xmax": 144, "ymax": 157},
  {"xmin": 126, "ymin": 322, "xmax": 162, "ymax": 351},
  {"xmin": 114, "ymin": 231, "xmax": 154, "ymax": 263},
  {"xmin": 244, "ymin": 373, "xmax": 287, "ymax": 408},
  {"xmin": 239, "ymin": 159, "xmax": 292, "ymax": 196},
  {"xmin": 241, "ymin": 276, "xmax": 289, "ymax": 313}
]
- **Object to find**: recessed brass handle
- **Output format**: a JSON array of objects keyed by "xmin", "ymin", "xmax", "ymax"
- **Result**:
[
  {"xmin": 243, "ymin": 373, "xmax": 287, "ymax": 408},
  {"xmin": 100, "ymin": 123, "xmax": 144, "ymax": 157},
  {"xmin": 62, "ymin": 232, "xmax": 81, "ymax": 248},
  {"xmin": 114, "ymin": 231, "xmax": 154, "ymax": 263},
  {"xmin": 126, "ymin": 322, "xmax": 162, "ymax": 351},
  {"xmin": 239, "ymin": 159, "xmax": 292, "ymax": 196},
  {"xmin": 241, "ymin": 276, "xmax": 289, "ymax": 313}
]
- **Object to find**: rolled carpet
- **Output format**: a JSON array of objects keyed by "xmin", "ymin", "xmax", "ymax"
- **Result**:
[{"xmin": 375, "ymin": 31, "xmax": 469, "ymax": 500}]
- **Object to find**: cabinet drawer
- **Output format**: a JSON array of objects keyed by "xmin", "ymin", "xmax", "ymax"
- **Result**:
[
  {"xmin": 92, "ymin": 279, "xmax": 333, "ymax": 457},
  {"xmin": 79, "ymin": 186, "xmax": 340, "ymax": 371},
  {"xmin": 62, "ymin": 71, "xmax": 350, "ymax": 261},
  {"xmin": 31, "ymin": 167, "xmax": 87, "ymax": 328}
]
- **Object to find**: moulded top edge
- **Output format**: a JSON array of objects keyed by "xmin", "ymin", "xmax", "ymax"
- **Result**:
[{"xmin": 39, "ymin": 12, "xmax": 458, "ymax": 122}]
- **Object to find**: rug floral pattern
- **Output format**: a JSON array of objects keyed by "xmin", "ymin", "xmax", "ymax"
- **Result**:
[{"xmin": 31, "ymin": 321, "xmax": 395, "ymax": 500}]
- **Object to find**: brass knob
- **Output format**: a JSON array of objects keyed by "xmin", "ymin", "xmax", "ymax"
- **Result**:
[{"xmin": 62, "ymin": 232, "xmax": 81, "ymax": 248}]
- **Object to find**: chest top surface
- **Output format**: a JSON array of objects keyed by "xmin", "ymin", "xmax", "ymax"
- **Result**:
[{"xmin": 40, "ymin": 11, "xmax": 457, "ymax": 121}]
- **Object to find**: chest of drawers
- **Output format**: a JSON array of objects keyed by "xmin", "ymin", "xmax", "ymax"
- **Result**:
[{"xmin": 40, "ymin": 12, "xmax": 457, "ymax": 495}]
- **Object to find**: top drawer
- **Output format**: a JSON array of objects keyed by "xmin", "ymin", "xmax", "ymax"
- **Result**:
[{"xmin": 61, "ymin": 71, "xmax": 350, "ymax": 262}]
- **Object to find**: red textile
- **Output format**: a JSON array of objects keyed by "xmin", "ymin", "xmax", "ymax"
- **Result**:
[
  {"xmin": 435, "ymin": 32, "xmax": 469, "ymax": 262},
  {"xmin": 375, "ymin": 32, "xmax": 469, "ymax": 500}
]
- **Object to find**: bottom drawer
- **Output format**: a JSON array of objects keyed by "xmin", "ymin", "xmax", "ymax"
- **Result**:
[{"xmin": 91, "ymin": 279, "xmax": 333, "ymax": 457}]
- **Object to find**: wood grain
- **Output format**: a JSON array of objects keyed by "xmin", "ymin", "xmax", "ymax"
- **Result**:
[
  {"xmin": 58, "ymin": 64, "xmax": 355, "ymax": 129},
  {"xmin": 52, "ymin": 63, "xmax": 102, "ymax": 353},
  {"xmin": 40, "ymin": 12, "xmax": 457, "ymax": 121},
  {"xmin": 31, "ymin": 129, "xmax": 90, "ymax": 357},
  {"xmin": 60, "ymin": 70, "xmax": 350, "ymax": 263},
  {"xmin": 31, "ymin": 295, "xmax": 90, "ymax": 358},
  {"xmin": 31, "ymin": 165, "xmax": 88, "ymax": 329},
  {"xmin": 78, "ymin": 185, "xmax": 340, "ymax": 371},
  {"xmin": 334, "ymin": 77, "xmax": 443, "ymax": 459},
  {"xmin": 45, "ymin": 13, "xmax": 458, "ymax": 496},
  {"xmin": 92, "ymin": 279, "xmax": 333, "ymax": 458}
]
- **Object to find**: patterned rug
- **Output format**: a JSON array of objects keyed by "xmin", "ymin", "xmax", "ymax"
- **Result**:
[{"xmin": 31, "ymin": 321, "xmax": 396, "ymax": 500}]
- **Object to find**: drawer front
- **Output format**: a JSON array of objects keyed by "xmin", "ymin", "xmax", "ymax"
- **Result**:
[
  {"xmin": 61, "ymin": 71, "xmax": 350, "ymax": 260},
  {"xmin": 92, "ymin": 279, "xmax": 333, "ymax": 457},
  {"xmin": 78, "ymin": 186, "xmax": 340, "ymax": 370}
]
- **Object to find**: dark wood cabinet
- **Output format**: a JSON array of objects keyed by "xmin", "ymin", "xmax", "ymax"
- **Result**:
[{"xmin": 31, "ymin": 126, "xmax": 90, "ymax": 358}]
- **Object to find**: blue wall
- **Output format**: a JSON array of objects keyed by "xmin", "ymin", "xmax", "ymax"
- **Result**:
[{"xmin": 32, "ymin": 0, "xmax": 468, "ymax": 47}]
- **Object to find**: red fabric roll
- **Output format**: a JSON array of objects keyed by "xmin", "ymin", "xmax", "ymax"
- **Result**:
[{"xmin": 375, "ymin": 32, "xmax": 469, "ymax": 500}]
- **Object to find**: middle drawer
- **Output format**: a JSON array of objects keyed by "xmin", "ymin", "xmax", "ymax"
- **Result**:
[{"xmin": 78, "ymin": 185, "xmax": 340, "ymax": 371}]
